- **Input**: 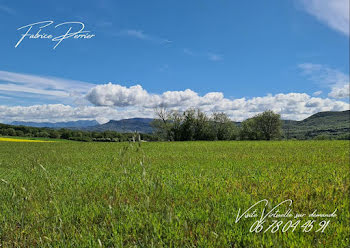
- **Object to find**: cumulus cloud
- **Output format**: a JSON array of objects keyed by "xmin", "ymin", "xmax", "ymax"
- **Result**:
[
  {"xmin": 86, "ymin": 83, "xmax": 151, "ymax": 107},
  {"xmin": 1, "ymin": 70, "xmax": 348, "ymax": 123},
  {"xmin": 2, "ymin": 91, "xmax": 348, "ymax": 123},
  {"xmin": 86, "ymin": 83, "xmax": 226, "ymax": 108},
  {"xmin": 80, "ymin": 82, "xmax": 349, "ymax": 122},
  {"xmin": 328, "ymin": 84, "xmax": 350, "ymax": 99},
  {"xmin": 299, "ymin": 63, "xmax": 349, "ymax": 99},
  {"xmin": 298, "ymin": 0, "xmax": 349, "ymax": 36}
]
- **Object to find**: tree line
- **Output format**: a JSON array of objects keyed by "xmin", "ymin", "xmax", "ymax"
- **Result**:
[
  {"xmin": 0, "ymin": 123, "xmax": 156, "ymax": 142},
  {"xmin": 151, "ymin": 108, "xmax": 282, "ymax": 141},
  {"xmin": 2, "ymin": 109, "xmax": 345, "ymax": 142},
  {"xmin": 0, "ymin": 109, "xmax": 282, "ymax": 142}
]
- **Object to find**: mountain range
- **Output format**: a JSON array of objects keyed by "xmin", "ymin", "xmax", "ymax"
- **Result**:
[
  {"xmin": 82, "ymin": 118, "xmax": 154, "ymax": 133},
  {"xmin": 10, "ymin": 110, "xmax": 350, "ymax": 138},
  {"xmin": 11, "ymin": 120, "xmax": 99, "ymax": 129}
]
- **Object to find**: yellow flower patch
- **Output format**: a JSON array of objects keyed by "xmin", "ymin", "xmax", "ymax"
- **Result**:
[{"xmin": 0, "ymin": 137, "xmax": 54, "ymax": 142}]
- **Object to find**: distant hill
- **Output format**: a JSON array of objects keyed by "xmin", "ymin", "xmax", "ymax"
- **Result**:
[
  {"xmin": 8, "ymin": 110, "xmax": 350, "ymax": 138},
  {"xmin": 11, "ymin": 120, "xmax": 99, "ymax": 129},
  {"xmin": 282, "ymin": 110, "xmax": 350, "ymax": 139},
  {"xmin": 86, "ymin": 118, "xmax": 154, "ymax": 133},
  {"xmin": 84, "ymin": 111, "xmax": 349, "ymax": 137}
]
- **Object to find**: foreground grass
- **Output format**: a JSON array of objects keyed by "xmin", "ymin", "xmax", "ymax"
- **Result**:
[{"xmin": 0, "ymin": 141, "xmax": 349, "ymax": 247}]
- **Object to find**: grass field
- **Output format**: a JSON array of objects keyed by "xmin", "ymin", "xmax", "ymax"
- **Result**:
[{"xmin": 0, "ymin": 141, "xmax": 349, "ymax": 247}]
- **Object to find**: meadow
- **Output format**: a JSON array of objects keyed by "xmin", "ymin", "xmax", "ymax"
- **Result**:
[{"xmin": 0, "ymin": 140, "xmax": 349, "ymax": 247}]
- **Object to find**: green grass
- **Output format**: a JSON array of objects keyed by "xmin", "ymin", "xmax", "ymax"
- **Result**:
[{"xmin": 0, "ymin": 141, "xmax": 349, "ymax": 247}]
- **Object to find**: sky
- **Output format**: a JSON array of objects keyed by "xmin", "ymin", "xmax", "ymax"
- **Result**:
[{"xmin": 0, "ymin": 0, "xmax": 349, "ymax": 123}]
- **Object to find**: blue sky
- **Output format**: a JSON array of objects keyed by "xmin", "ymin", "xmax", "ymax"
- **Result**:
[{"xmin": 0, "ymin": 0, "xmax": 349, "ymax": 123}]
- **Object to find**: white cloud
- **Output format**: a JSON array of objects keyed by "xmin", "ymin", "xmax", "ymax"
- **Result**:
[
  {"xmin": 0, "ymin": 70, "xmax": 95, "ymax": 101},
  {"xmin": 1, "ymin": 71, "xmax": 348, "ymax": 123},
  {"xmin": 86, "ymin": 83, "xmax": 226, "ymax": 108},
  {"xmin": 0, "ymin": 104, "xmax": 154, "ymax": 124},
  {"xmin": 86, "ymin": 83, "xmax": 152, "ymax": 107},
  {"xmin": 0, "ymin": 95, "xmax": 13, "ymax": 100},
  {"xmin": 118, "ymin": 30, "xmax": 172, "ymax": 44},
  {"xmin": 299, "ymin": 63, "xmax": 349, "ymax": 99},
  {"xmin": 298, "ymin": 0, "xmax": 349, "ymax": 36},
  {"xmin": 313, "ymin": 90, "xmax": 322, "ymax": 96},
  {"xmin": 0, "ymin": 83, "xmax": 69, "ymax": 97},
  {"xmin": 2, "ymin": 90, "xmax": 348, "ymax": 123},
  {"xmin": 328, "ymin": 84, "xmax": 349, "ymax": 99},
  {"xmin": 82, "ymin": 82, "xmax": 350, "ymax": 122}
]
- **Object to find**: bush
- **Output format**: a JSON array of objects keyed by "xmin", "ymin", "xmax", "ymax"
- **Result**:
[{"xmin": 313, "ymin": 135, "xmax": 332, "ymax": 140}]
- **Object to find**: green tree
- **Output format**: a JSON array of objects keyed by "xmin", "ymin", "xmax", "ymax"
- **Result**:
[
  {"xmin": 169, "ymin": 110, "xmax": 183, "ymax": 141},
  {"xmin": 254, "ymin": 110, "xmax": 282, "ymax": 140},
  {"xmin": 212, "ymin": 112, "xmax": 237, "ymax": 140},
  {"xmin": 7, "ymin": 128, "xmax": 16, "ymax": 136},
  {"xmin": 60, "ymin": 130, "xmax": 72, "ymax": 139},
  {"xmin": 15, "ymin": 130, "xmax": 24, "ymax": 137},
  {"xmin": 49, "ymin": 130, "xmax": 60, "ymax": 139},
  {"xmin": 193, "ymin": 109, "xmax": 215, "ymax": 140},
  {"xmin": 239, "ymin": 118, "xmax": 260, "ymax": 140},
  {"xmin": 239, "ymin": 110, "xmax": 281, "ymax": 140},
  {"xmin": 151, "ymin": 107, "xmax": 173, "ymax": 141},
  {"xmin": 179, "ymin": 109, "xmax": 196, "ymax": 141},
  {"xmin": 38, "ymin": 131, "xmax": 49, "ymax": 138}
]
